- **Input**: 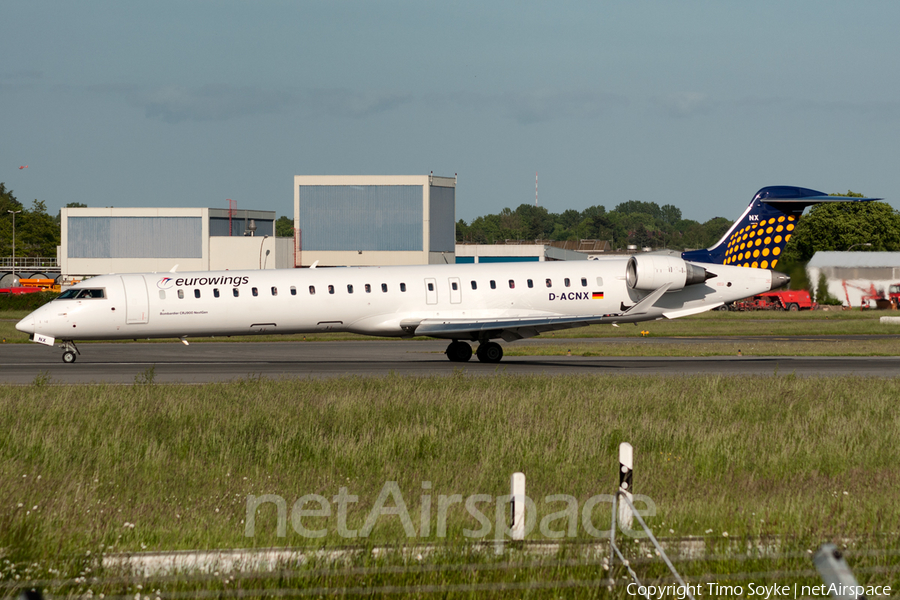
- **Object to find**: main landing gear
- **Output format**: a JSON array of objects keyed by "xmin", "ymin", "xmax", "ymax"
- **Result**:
[
  {"xmin": 60, "ymin": 340, "xmax": 80, "ymax": 363},
  {"xmin": 445, "ymin": 340, "xmax": 504, "ymax": 363}
]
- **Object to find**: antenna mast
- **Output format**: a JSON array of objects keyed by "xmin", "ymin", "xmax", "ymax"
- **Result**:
[
  {"xmin": 227, "ymin": 199, "xmax": 236, "ymax": 236},
  {"xmin": 535, "ymin": 172, "xmax": 538, "ymax": 207}
]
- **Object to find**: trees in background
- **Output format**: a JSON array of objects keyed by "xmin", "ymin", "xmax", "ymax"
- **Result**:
[
  {"xmin": 0, "ymin": 183, "xmax": 60, "ymax": 258},
  {"xmin": 456, "ymin": 191, "xmax": 900, "ymax": 260},
  {"xmin": 275, "ymin": 215, "xmax": 294, "ymax": 238},
  {"xmin": 781, "ymin": 194, "xmax": 900, "ymax": 262},
  {"xmin": 456, "ymin": 199, "xmax": 731, "ymax": 252}
]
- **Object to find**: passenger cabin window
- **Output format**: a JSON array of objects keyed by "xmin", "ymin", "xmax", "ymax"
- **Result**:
[
  {"xmin": 309, "ymin": 286, "xmax": 316, "ymax": 295},
  {"xmin": 471, "ymin": 281, "xmax": 477, "ymax": 290},
  {"xmin": 178, "ymin": 289, "xmax": 184, "ymax": 299},
  {"xmin": 581, "ymin": 278, "xmax": 588, "ymax": 287},
  {"xmin": 159, "ymin": 290, "xmax": 166, "ymax": 300},
  {"xmin": 213, "ymin": 289, "xmax": 220, "ymax": 298},
  {"xmin": 194, "ymin": 289, "xmax": 201, "ymax": 298},
  {"xmin": 452, "ymin": 281, "xmax": 458, "ymax": 290},
  {"xmin": 365, "ymin": 284, "xmax": 371, "ymax": 293},
  {"xmin": 564, "ymin": 278, "xmax": 571, "ymax": 287},
  {"xmin": 233, "ymin": 288, "xmax": 239, "ymax": 297},
  {"xmin": 328, "ymin": 285, "xmax": 335, "ymax": 294},
  {"xmin": 527, "ymin": 279, "xmax": 533, "ymax": 288},
  {"xmin": 381, "ymin": 283, "xmax": 388, "ymax": 292},
  {"xmin": 290, "ymin": 286, "xmax": 297, "ymax": 296},
  {"xmin": 400, "ymin": 283, "xmax": 407, "ymax": 292},
  {"xmin": 271, "ymin": 286, "xmax": 278, "ymax": 296},
  {"xmin": 427, "ymin": 282, "xmax": 434, "ymax": 291},
  {"xmin": 596, "ymin": 277, "xmax": 603, "ymax": 285},
  {"xmin": 252, "ymin": 287, "xmax": 259, "ymax": 297},
  {"xmin": 490, "ymin": 280, "xmax": 496, "ymax": 289},
  {"xmin": 347, "ymin": 284, "xmax": 354, "ymax": 294},
  {"xmin": 508, "ymin": 280, "xmax": 515, "ymax": 289},
  {"xmin": 546, "ymin": 279, "xmax": 552, "ymax": 288}
]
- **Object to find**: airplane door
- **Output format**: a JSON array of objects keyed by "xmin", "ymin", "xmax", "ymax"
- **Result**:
[
  {"xmin": 121, "ymin": 274, "xmax": 149, "ymax": 324},
  {"xmin": 424, "ymin": 278, "xmax": 438, "ymax": 305},
  {"xmin": 449, "ymin": 277, "xmax": 461, "ymax": 304}
]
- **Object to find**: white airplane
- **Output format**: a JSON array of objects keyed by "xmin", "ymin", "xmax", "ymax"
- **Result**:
[{"xmin": 16, "ymin": 186, "xmax": 871, "ymax": 363}]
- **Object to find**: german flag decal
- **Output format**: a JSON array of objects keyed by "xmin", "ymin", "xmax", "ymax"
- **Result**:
[{"xmin": 592, "ymin": 292, "xmax": 604, "ymax": 299}]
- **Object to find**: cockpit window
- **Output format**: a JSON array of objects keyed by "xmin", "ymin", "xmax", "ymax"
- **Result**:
[{"xmin": 57, "ymin": 288, "xmax": 105, "ymax": 300}]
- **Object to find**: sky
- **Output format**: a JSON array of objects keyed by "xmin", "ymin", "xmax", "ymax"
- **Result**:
[{"xmin": 2, "ymin": 1, "xmax": 899, "ymax": 225}]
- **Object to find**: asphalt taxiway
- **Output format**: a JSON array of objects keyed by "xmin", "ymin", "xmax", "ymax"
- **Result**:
[{"xmin": 2, "ymin": 338, "xmax": 898, "ymax": 384}]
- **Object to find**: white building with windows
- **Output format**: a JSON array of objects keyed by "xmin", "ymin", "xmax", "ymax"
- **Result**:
[
  {"xmin": 807, "ymin": 251, "xmax": 900, "ymax": 308},
  {"xmin": 293, "ymin": 175, "xmax": 456, "ymax": 267},
  {"xmin": 60, "ymin": 207, "xmax": 292, "ymax": 276}
]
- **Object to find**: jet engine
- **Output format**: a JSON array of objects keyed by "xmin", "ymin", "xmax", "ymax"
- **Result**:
[{"xmin": 625, "ymin": 255, "xmax": 713, "ymax": 291}]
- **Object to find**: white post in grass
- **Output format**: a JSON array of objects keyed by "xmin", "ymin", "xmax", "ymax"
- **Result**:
[
  {"xmin": 510, "ymin": 472, "xmax": 526, "ymax": 541},
  {"xmin": 618, "ymin": 443, "xmax": 633, "ymax": 531},
  {"xmin": 813, "ymin": 543, "xmax": 864, "ymax": 599}
]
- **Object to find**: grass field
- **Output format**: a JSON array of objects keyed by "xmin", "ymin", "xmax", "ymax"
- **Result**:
[{"xmin": 2, "ymin": 374, "xmax": 900, "ymax": 597}]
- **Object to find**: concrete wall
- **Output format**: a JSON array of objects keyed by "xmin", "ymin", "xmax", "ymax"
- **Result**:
[{"xmin": 209, "ymin": 237, "xmax": 280, "ymax": 271}]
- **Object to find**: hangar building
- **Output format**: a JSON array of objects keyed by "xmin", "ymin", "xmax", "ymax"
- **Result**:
[
  {"xmin": 807, "ymin": 251, "xmax": 900, "ymax": 308},
  {"xmin": 61, "ymin": 207, "xmax": 292, "ymax": 276},
  {"xmin": 293, "ymin": 175, "xmax": 456, "ymax": 267}
]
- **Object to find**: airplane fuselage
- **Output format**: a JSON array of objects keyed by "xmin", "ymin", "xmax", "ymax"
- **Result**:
[{"xmin": 18, "ymin": 258, "xmax": 774, "ymax": 344}]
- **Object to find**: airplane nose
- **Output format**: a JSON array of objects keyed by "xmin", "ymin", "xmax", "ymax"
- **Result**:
[
  {"xmin": 770, "ymin": 270, "xmax": 791, "ymax": 290},
  {"xmin": 16, "ymin": 315, "xmax": 35, "ymax": 335}
]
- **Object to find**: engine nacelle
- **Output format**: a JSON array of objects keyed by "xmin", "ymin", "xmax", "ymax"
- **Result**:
[{"xmin": 625, "ymin": 255, "xmax": 712, "ymax": 291}]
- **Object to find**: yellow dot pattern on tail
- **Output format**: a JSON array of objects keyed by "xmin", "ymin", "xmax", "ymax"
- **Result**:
[{"xmin": 722, "ymin": 215, "xmax": 797, "ymax": 269}]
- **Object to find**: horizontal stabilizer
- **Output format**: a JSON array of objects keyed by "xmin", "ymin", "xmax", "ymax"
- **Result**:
[{"xmin": 663, "ymin": 303, "xmax": 723, "ymax": 319}]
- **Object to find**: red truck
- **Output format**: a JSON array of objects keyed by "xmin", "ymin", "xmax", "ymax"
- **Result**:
[
  {"xmin": 730, "ymin": 290, "xmax": 817, "ymax": 311},
  {"xmin": 0, "ymin": 287, "xmax": 44, "ymax": 295},
  {"xmin": 889, "ymin": 284, "xmax": 900, "ymax": 308}
]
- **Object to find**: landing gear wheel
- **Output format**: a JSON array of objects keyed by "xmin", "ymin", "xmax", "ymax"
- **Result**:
[
  {"xmin": 476, "ymin": 342, "xmax": 503, "ymax": 363},
  {"xmin": 60, "ymin": 340, "xmax": 80, "ymax": 363},
  {"xmin": 445, "ymin": 341, "xmax": 473, "ymax": 362}
]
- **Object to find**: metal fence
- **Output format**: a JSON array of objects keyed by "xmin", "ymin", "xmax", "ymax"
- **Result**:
[{"xmin": 0, "ymin": 256, "xmax": 60, "ymax": 271}]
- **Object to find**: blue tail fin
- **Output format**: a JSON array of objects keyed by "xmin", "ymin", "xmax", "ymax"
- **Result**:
[{"xmin": 681, "ymin": 186, "xmax": 877, "ymax": 268}]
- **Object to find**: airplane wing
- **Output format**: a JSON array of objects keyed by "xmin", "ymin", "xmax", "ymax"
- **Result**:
[{"xmin": 401, "ymin": 283, "xmax": 722, "ymax": 341}]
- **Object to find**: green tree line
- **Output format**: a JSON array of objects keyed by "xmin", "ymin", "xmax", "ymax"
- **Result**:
[
  {"xmin": 456, "ymin": 200, "xmax": 733, "ymax": 251},
  {"xmin": 0, "ymin": 183, "xmax": 60, "ymax": 257}
]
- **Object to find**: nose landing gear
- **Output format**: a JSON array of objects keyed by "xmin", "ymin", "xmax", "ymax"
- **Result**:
[{"xmin": 60, "ymin": 340, "xmax": 80, "ymax": 363}]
